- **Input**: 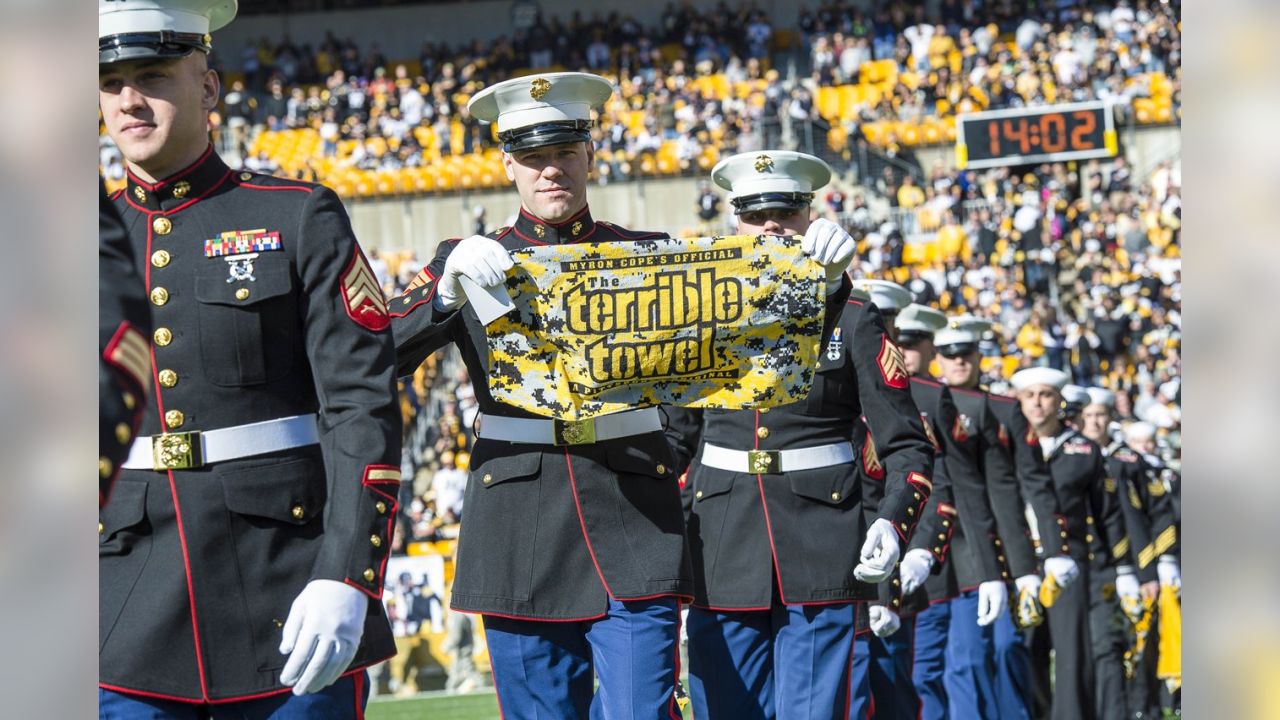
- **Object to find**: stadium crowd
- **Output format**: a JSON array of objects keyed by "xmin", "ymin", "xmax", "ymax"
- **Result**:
[{"xmin": 97, "ymin": 0, "xmax": 1180, "ymax": 193}]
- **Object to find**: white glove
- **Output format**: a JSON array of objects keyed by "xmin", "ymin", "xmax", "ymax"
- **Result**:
[
  {"xmin": 1157, "ymin": 556, "xmax": 1181, "ymax": 589},
  {"xmin": 868, "ymin": 604, "xmax": 902, "ymax": 638},
  {"xmin": 1115, "ymin": 568, "xmax": 1140, "ymax": 602},
  {"xmin": 976, "ymin": 580, "xmax": 1009, "ymax": 627},
  {"xmin": 899, "ymin": 548, "xmax": 935, "ymax": 595},
  {"xmin": 280, "ymin": 579, "xmax": 369, "ymax": 695},
  {"xmin": 854, "ymin": 518, "xmax": 901, "ymax": 583},
  {"xmin": 1014, "ymin": 573, "xmax": 1042, "ymax": 598},
  {"xmin": 434, "ymin": 235, "xmax": 514, "ymax": 311},
  {"xmin": 801, "ymin": 218, "xmax": 856, "ymax": 292},
  {"xmin": 1043, "ymin": 554, "xmax": 1080, "ymax": 589}
]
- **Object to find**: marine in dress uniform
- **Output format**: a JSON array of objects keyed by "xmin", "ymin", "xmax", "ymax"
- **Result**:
[
  {"xmin": 390, "ymin": 73, "xmax": 731, "ymax": 719},
  {"xmin": 98, "ymin": 2, "xmax": 402, "ymax": 716},
  {"xmin": 939, "ymin": 317, "xmax": 1074, "ymax": 720},
  {"xmin": 100, "ymin": 178, "xmax": 151, "ymax": 507},
  {"xmin": 668, "ymin": 153, "xmax": 933, "ymax": 720},
  {"xmin": 1011, "ymin": 368, "xmax": 1132, "ymax": 720},
  {"xmin": 882, "ymin": 312, "xmax": 1012, "ymax": 720}
]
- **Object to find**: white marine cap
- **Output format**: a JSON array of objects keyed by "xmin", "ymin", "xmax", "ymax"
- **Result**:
[
  {"xmin": 711, "ymin": 151, "xmax": 832, "ymax": 214},
  {"xmin": 1124, "ymin": 421, "xmax": 1157, "ymax": 442},
  {"xmin": 1061, "ymin": 384, "xmax": 1090, "ymax": 407},
  {"xmin": 468, "ymin": 72, "xmax": 613, "ymax": 152},
  {"xmin": 1010, "ymin": 367, "xmax": 1071, "ymax": 392},
  {"xmin": 99, "ymin": 0, "xmax": 237, "ymax": 65},
  {"xmin": 851, "ymin": 279, "xmax": 913, "ymax": 315},
  {"xmin": 933, "ymin": 315, "xmax": 993, "ymax": 352},
  {"xmin": 895, "ymin": 303, "xmax": 947, "ymax": 338},
  {"xmin": 1085, "ymin": 387, "xmax": 1116, "ymax": 408}
]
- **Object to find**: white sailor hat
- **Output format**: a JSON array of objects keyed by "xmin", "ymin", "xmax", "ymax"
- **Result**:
[
  {"xmin": 468, "ymin": 72, "xmax": 613, "ymax": 152},
  {"xmin": 99, "ymin": 0, "xmax": 237, "ymax": 65},
  {"xmin": 1085, "ymin": 387, "xmax": 1116, "ymax": 408},
  {"xmin": 895, "ymin": 303, "xmax": 947, "ymax": 342},
  {"xmin": 1060, "ymin": 384, "xmax": 1089, "ymax": 414},
  {"xmin": 1123, "ymin": 421, "xmax": 1157, "ymax": 443},
  {"xmin": 711, "ymin": 151, "xmax": 832, "ymax": 214},
  {"xmin": 851, "ymin": 280, "xmax": 912, "ymax": 316},
  {"xmin": 933, "ymin": 315, "xmax": 993, "ymax": 355},
  {"xmin": 1010, "ymin": 367, "xmax": 1070, "ymax": 393}
]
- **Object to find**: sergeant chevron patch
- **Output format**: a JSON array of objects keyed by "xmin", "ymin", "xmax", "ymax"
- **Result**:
[
  {"xmin": 877, "ymin": 336, "xmax": 908, "ymax": 389},
  {"xmin": 104, "ymin": 321, "xmax": 151, "ymax": 393},
  {"xmin": 862, "ymin": 431, "xmax": 884, "ymax": 479},
  {"xmin": 341, "ymin": 248, "xmax": 389, "ymax": 331}
]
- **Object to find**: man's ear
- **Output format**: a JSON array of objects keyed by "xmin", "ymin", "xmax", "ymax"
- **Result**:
[
  {"xmin": 201, "ymin": 67, "xmax": 221, "ymax": 115},
  {"xmin": 502, "ymin": 151, "xmax": 515, "ymax": 182}
]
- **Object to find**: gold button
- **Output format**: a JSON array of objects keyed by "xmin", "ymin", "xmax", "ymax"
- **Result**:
[
  {"xmin": 122, "ymin": 392, "xmax": 136, "ymax": 410},
  {"xmin": 759, "ymin": 407, "xmax": 769, "ymax": 413},
  {"xmin": 934, "ymin": 546, "xmax": 942, "ymax": 553},
  {"xmin": 756, "ymin": 426, "xmax": 769, "ymax": 439},
  {"xmin": 900, "ymin": 523, "xmax": 909, "ymax": 531},
  {"xmin": 1085, "ymin": 534, "xmax": 1095, "ymax": 543},
  {"xmin": 99, "ymin": 457, "xmax": 112, "ymax": 479},
  {"xmin": 1088, "ymin": 553, "xmax": 1095, "ymax": 561},
  {"xmin": 375, "ymin": 501, "xmax": 387, "ymax": 514},
  {"xmin": 158, "ymin": 369, "xmax": 178, "ymax": 388},
  {"xmin": 152, "ymin": 216, "xmax": 172, "ymax": 235},
  {"xmin": 273, "ymin": 618, "xmax": 284, "ymax": 629},
  {"xmin": 892, "ymin": 598, "xmax": 900, "ymax": 607},
  {"xmin": 151, "ymin": 250, "xmax": 171, "ymax": 268},
  {"xmin": 370, "ymin": 534, "xmax": 383, "ymax": 548},
  {"xmin": 831, "ymin": 492, "xmax": 841, "ymax": 501},
  {"xmin": 1086, "ymin": 516, "xmax": 1095, "ymax": 525},
  {"xmin": 1060, "ymin": 531, "xmax": 1068, "ymax": 538},
  {"xmin": 482, "ymin": 473, "xmax": 493, "ymax": 485},
  {"xmin": 172, "ymin": 181, "xmax": 191, "ymax": 199},
  {"xmin": 115, "ymin": 422, "xmax": 131, "ymax": 444},
  {"xmin": 907, "ymin": 507, "xmax": 914, "ymax": 516},
  {"xmin": 133, "ymin": 186, "xmax": 147, "ymax": 203},
  {"xmin": 153, "ymin": 327, "xmax": 172, "ymax": 346},
  {"xmin": 363, "ymin": 568, "xmax": 376, "ymax": 582},
  {"xmin": 1002, "ymin": 571, "xmax": 1010, "ymax": 579},
  {"xmin": 656, "ymin": 464, "xmax": 666, "ymax": 475},
  {"xmin": 150, "ymin": 287, "xmax": 169, "ymax": 306},
  {"xmin": 291, "ymin": 505, "xmax": 305, "ymax": 520},
  {"xmin": 1062, "ymin": 545, "xmax": 1071, "ymax": 553},
  {"xmin": 994, "ymin": 539, "xmax": 1002, "ymax": 546},
  {"xmin": 240, "ymin": 172, "xmax": 253, "ymax": 181},
  {"xmin": 99, "ymin": 522, "xmax": 105, "ymax": 535},
  {"xmin": 942, "ymin": 520, "xmax": 951, "ymax": 527},
  {"xmin": 938, "ymin": 533, "xmax": 946, "ymax": 540},
  {"xmin": 696, "ymin": 490, "xmax": 704, "ymax": 499},
  {"xmin": 164, "ymin": 409, "xmax": 184, "ymax": 429},
  {"xmin": 998, "ymin": 555, "xmax": 1006, "ymax": 563},
  {"xmin": 235, "ymin": 288, "xmax": 250, "ymax": 301},
  {"xmin": 913, "ymin": 492, "xmax": 921, "ymax": 500},
  {"xmin": 892, "ymin": 578, "xmax": 900, "ymax": 586}
]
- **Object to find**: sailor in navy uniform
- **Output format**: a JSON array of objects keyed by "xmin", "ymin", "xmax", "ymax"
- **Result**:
[
  {"xmin": 667, "ymin": 152, "xmax": 933, "ymax": 720},
  {"xmin": 1011, "ymin": 368, "xmax": 1132, "ymax": 720},
  {"xmin": 938, "ymin": 317, "xmax": 1074, "ymax": 720},
  {"xmin": 98, "ymin": 1, "xmax": 402, "ymax": 716}
]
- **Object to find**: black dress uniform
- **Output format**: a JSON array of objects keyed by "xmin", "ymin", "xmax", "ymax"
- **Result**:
[
  {"xmin": 1106, "ymin": 442, "xmax": 1178, "ymax": 718},
  {"xmin": 391, "ymin": 207, "xmax": 695, "ymax": 619},
  {"xmin": 99, "ymin": 148, "xmax": 402, "ymax": 702},
  {"xmin": 1037, "ymin": 428, "xmax": 1129, "ymax": 720},
  {"xmin": 100, "ymin": 178, "xmax": 150, "ymax": 506},
  {"xmin": 674, "ymin": 293, "xmax": 933, "ymax": 611}
]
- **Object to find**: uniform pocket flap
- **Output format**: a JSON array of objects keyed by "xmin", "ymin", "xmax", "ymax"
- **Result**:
[
  {"xmin": 196, "ymin": 266, "xmax": 292, "ymax": 306},
  {"xmin": 219, "ymin": 456, "xmax": 326, "ymax": 523},
  {"xmin": 788, "ymin": 467, "xmax": 858, "ymax": 506},
  {"xmin": 474, "ymin": 452, "xmax": 542, "ymax": 488},
  {"xmin": 603, "ymin": 435, "xmax": 676, "ymax": 479},
  {"xmin": 100, "ymin": 479, "xmax": 148, "ymax": 539},
  {"xmin": 691, "ymin": 468, "xmax": 735, "ymax": 501}
]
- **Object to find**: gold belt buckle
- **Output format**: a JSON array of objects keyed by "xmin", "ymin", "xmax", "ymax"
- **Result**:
[
  {"xmin": 152, "ymin": 431, "xmax": 203, "ymax": 470},
  {"xmin": 554, "ymin": 418, "xmax": 597, "ymax": 446},
  {"xmin": 747, "ymin": 450, "xmax": 780, "ymax": 474}
]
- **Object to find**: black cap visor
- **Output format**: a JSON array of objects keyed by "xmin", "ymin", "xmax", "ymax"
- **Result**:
[
  {"xmin": 500, "ymin": 120, "xmax": 593, "ymax": 153},
  {"xmin": 731, "ymin": 191, "xmax": 813, "ymax": 214},
  {"xmin": 100, "ymin": 31, "xmax": 210, "ymax": 65},
  {"xmin": 937, "ymin": 342, "xmax": 979, "ymax": 358},
  {"xmin": 897, "ymin": 330, "xmax": 934, "ymax": 347}
]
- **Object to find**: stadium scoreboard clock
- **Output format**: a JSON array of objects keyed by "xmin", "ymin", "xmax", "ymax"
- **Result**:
[{"xmin": 956, "ymin": 101, "xmax": 1118, "ymax": 170}]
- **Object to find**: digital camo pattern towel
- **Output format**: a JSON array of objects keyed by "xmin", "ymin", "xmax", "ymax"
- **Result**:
[{"xmin": 486, "ymin": 234, "xmax": 825, "ymax": 420}]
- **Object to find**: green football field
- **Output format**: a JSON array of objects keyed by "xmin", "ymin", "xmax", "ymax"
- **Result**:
[{"xmin": 366, "ymin": 691, "xmax": 694, "ymax": 719}]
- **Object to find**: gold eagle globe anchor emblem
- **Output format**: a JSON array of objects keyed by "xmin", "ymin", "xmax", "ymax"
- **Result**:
[
  {"xmin": 530, "ymin": 77, "xmax": 552, "ymax": 101},
  {"xmin": 754, "ymin": 154, "xmax": 774, "ymax": 173}
]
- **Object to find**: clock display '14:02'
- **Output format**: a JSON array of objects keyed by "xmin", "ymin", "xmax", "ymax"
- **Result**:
[{"xmin": 956, "ymin": 101, "xmax": 1118, "ymax": 170}]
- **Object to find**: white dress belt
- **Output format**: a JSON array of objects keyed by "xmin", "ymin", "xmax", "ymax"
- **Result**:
[
  {"xmin": 122, "ymin": 413, "xmax": 320, "ymax": 471},
  {"xmin": 700, "ymin": 441, "xmax": 855, "ymax": 474},
  {"xmin": 477, "ymin": 407, "xmax": 662, "ymax": 445}
]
